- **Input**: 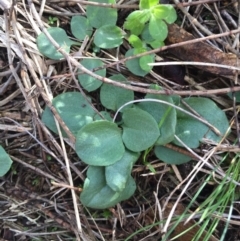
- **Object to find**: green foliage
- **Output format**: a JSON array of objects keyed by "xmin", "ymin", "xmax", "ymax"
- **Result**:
[
  {"xmin": 78, "ymin": 58, "xmax": 105, "ymax": 92},
  {"xmin": 37, "ymin": 28, "xmax": 76, "ymax": 60},
  {"xmin": 48, "ymin": 16, "xmax": 59, "ymax": 25},
  {"xmin": 37, "ymin": 0, "xmax": 176, "ymax": 77},
  {"xmin": 75, "ymin": 120, "xmax": 125, "ymax": 166},
  {"xmin": 37, "ymin": 0, "xmax": 230, "ymax": 210},
  {"xmin": 0, "ymin": 146, "xmax": 12, "ymax": 176},
  {"xmin": 123, "ymin": 0, "xmax": 176, "ymax": 74},
  {"xmin": 94, "ymin": 25, "xmax": 123, "ymax": 49},
  {"xmin": 173, "ymin": 97, "xmax": 229, "ymax": 148},
  {"xmin": 100, "ymin": 74, "xmax": 134, "ymax": 111},
  {"xmin": 86, "ymin": 0, "xmax": 117, "ymax": 29},
  {"xmin": 80, "ymin": 166, "xmax": 136, "ymax": 209},
  {"xmin": 154, "ymin": 145, "xmax": 192, "ymax": 164},
  {"xmin": 71, "ymin": 16, "xmax": 93, "ymax": 40},
  {"xmin": 42, "ymin": 86, "xmax": 230, "ymax": 209},
  {"xmin": 121, "ymin": 108, "xmax": 160, "ymax": 152},
  {"xmin": 137, "ymin": 89, "xmax": 176, "ymax": 145},
  {"xmin": 148, "ymin": 15, "xmax": 168, "ymax": 41},
  {"xmin": 125, "ymin": 48, "xmax": 154, "ymax": 76},
  {"xmin": 42, "ymin": 92, "xmax": 95, "ymax": 137},
  {"xmin": 140, "ymin": 0, "xmax": 159, "ymax": 10},
  {"xmin": 105, "ymin": 150, "xmax": 140, "ymax": 192}
]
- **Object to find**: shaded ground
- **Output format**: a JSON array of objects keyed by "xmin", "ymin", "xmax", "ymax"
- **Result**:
[{"xmin": 1, "ymin": 0, "xmax": 240, "ymax": 240}]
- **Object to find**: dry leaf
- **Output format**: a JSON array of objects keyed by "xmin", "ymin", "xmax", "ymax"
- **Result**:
[{"xmin": 167, "ymin": 24, "xmax": 239, "ymax": 76}]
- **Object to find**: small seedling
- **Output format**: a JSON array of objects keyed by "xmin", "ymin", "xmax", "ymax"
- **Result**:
[{"xmin": 48, "ymin": 16, "xmax": 59, "ymax": 25}]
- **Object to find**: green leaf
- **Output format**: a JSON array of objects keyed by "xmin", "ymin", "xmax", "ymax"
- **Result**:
[
  {"xmin": 128, "ymin": 35, "xmax": 144, "ymax": 49},
  {"xmin": 121, "ymin": 108, "xmax": 160, "ymax": 152},
  {"xmin": 100, "ymin": 74, "xmax": 134, "ymax": 111},
  {"xmin": 105, "ymin": 150, "xmax": 140, "ymax": 192},
  {"xmin": 139, "ymin": 55, "xmax": 154, "ymax": 72},
  {"xmin": 133, "ymin": 47, "xmax": 147, "ymax": 55},
  {"xmin": 162, "ymin": 6, "xmax": 177, "ymax": 24},
  {"xmin": 42, "ymin": 92, "xmax": 95, "ymax": 137},
  {"xmin": 71, "ymin": 16, "xmax": 93, "ymax": 40},
  {"xmin": 140, "ymin": 0, "xmax": 159, "ymax": 9},
  {"xmin": 80, "ymin": 166, "xmax": 136, "ymax": 209},
  {"xmin": 123, "ymin": 11, "xmax": 146, "ymax": 35},
  {"xmin": 141, "ymin": 23, "xmax": 154, "ymax": 43},
  {"xmin": 137, "ymin": 89, "xmax": 176, "ymax": 145},
  {"xmin": 86, "ymin": 0, "xmax": 117, "ymax": 29},
  {"xmin": 37, "ymin": 27, "xmax": 75, "ymax": 60},
  {"xmin": 154, "ymin": 145, "xmax": 192, "ymax": 164},
  {"xmin": 152, "ymin": 5, "xmax": 177, "ymax": 24},
  {"xmin": 149, "ymin": 40, "xmax": 165, "ymax": 49},
  {"xmin": 78, "ymin": 58, "xmax": 105, "ymax": 92},
  {"xmin": 173, "ymin": 97, "xmax": 230, "ymax": 148},
  {"xmin": 75, "ymin": 120, "xmax": 125, "ymax": 166},
  {"xmin": 0, "ymin": 146, "xmax": 12, "ymax": 177},
  {"xmin": 125, "ymin": 48, "xmax": 153, "ymax": 76},
  {"xmin": 94, "ymin": 25, "xmax": 123, "ymax": 49},
  {"xmin": 149, "ymin": 16, "xmax": 168, "ymax": 41}
]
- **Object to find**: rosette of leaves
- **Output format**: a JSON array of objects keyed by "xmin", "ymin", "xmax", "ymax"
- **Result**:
[
  {"xmin": 124, "ymin": 0, "xmax": 177, "ymax": 76},
  {"xmin": 41, "ymin": 85, "xmax": 230, "ymax": 209}
]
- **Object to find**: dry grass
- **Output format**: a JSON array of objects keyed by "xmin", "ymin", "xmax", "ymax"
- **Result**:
[{"xmin": 1, "ymin": 0, "xmax": 240, "ymax": 240}]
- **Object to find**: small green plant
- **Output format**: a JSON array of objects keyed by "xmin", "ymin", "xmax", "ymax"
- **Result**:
[
  {"xmin": 41, "ymin": 83, "xmax": 230, "ymax": 209},
  {"xmin": 0, "ymin": 145, "xmax": 13, "ymax": 177},
  {"xmin": 48, "ymin": 16, "xmax": 59, "ymax": 25},
  {"xmin": 32, "ymin": 177, "xmax": 40, "ymax": 186},
  {"xmin": 37, "ymin": 0, "xmax": 176, "ymax": 78},
  {"xmin": 37, "ymin": 0, "xmax": 231, "ymax": 209}
]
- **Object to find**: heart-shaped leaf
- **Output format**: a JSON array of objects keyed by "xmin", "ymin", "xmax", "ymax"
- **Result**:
[
  {"xmin": 80, "ymin": 166, "xmax": 136, "ymax": 209},
  {"xmin": 94, "ymin": 25, "xmax": 123, "ymax": 49},
  {"xmin": 78, "ymin": 58, "xmax": 106, "ymax": 92},
  {"xmin": 121, "ymin": 108, "xmax": 160, "ymax": 152},
  {"xmin": 76, "ymin": 120, "xmax": 125, "ymax": 166},
  {"xmin": 105, "ymin": 149, "xmax": 140, "ymax": 192},
  {"xmin": 86, "ymin": 0, "xmax": 117, "ymax": 29},
  {"xmin": 42, "ymin": 92, "xmax": 95, "ymax": 137},
  {"xmin": 37, "ymin": 27, "xmax": 75, "ymax": 60},
  {"xmin": 0, "ymin": 146, "xmax": 12, "ymax": 177},
  {"xmin": 100, "ymin": 74, "xmax": 134, "ymax": 111},
  {"xmin": 71, "ymin": 16, "xmax": 93, "ymax": 40}
]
